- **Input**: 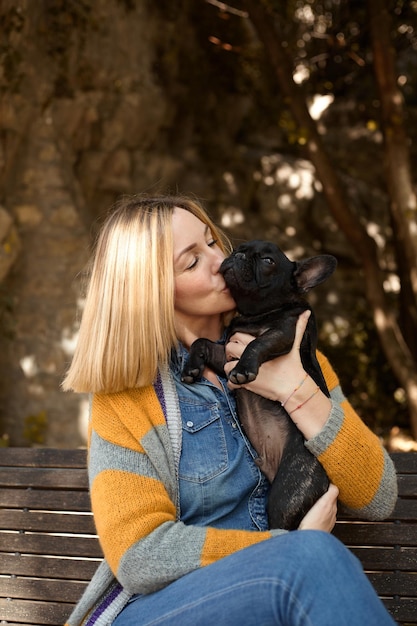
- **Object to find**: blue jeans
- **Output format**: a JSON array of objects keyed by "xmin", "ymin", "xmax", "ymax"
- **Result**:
[{"xmin": 113, "ymin": 531, "xmax": 396, "ymax": 625}]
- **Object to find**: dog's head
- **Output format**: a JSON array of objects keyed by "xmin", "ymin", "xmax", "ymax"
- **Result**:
[{"xmin": 220, "ymin": 240, "xmax": 337, "ymax": 316}]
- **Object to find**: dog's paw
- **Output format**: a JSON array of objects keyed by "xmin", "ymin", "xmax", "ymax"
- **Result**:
[
  {"xmin": 229, "ymin": 368, "xmax": 257, "ymax": 384},
  {"xmin": 181, "ymin": 367, "xmax": 203, "ymax": 384}
]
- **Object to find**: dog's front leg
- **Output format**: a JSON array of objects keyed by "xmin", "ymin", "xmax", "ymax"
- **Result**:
[
  {"xmin": 182, "ymin": 339, "xmax": 227, "ymax": 383},
  {"xmin": 229, "ymin": 321, "xmax": 297, "ymax": 384}
]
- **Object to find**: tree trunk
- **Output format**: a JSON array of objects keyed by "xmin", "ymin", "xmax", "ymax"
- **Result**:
[
  {"xmin": 243, "ymin": 0, "xmax": 417, "ymax": 438},
  {"xmin": 368, "ymin": 0, "xmax": 417, "ymax": 355}
]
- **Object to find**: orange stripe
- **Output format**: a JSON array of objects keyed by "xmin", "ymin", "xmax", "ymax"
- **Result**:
[
  {"xmin": 318, "ymin": 402, "xmax": 385, "ymax": 508},
  {"xmin": 92, "ymin": 386, "xmax": 166, "ymax": 451},
  {"xmin": 201, "ymin": 527, "xmax": 272, "ymax": 567},
  {"xmin": 92, "ymin": 470, "xmax": 176, "ymax": 573}
]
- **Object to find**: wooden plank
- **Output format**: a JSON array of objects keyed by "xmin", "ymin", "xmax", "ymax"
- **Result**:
[
  {"xmin": 333, "ymin": 521, "xmax": 417, "ymax": 546},
  {"xmin": 0, "ymin": 597, "xmax": 73, "ymax": 625},
  {"xmin": 0, "ymin": 509, "xmax": 97, "ymax": 534},
  {"xmin": 397, "ymin": 474, "xmax": 417, "ymax": 497},
  {"xmin": 0, "ymin": 577, "xmax": 87, "ymax": 603},
  {"xmin": 0, "ymin": 488, "xmax": 91, "ymax": 511},
  {"xmin": 390, "ymin": 500, "xmax": 417, "ymax": 521},
  {"xmin": 1, "ymin": 532, "xmax": 103, "ymax": 558},
  {"xmin": 0, "ymin": 448, "xmax": 411, "ymax": 471},
  {"xmin": 0, "ymin": 553, "xmax": 100, "ymax": 580},
  {"xmin": 391, "ymin": 452, "xmax": 417, "ymax": 474},
  {"xmin": 367, "ymin": 571, "xmax": 417, "ymax": 597},
  {"xmin": 0, "ymin": 468, "xmax": 88, "ymax": 490},
  {"xmin": 383, "ymin": 597, "xmax": 417, "ymax": 624},
  {"xmin": 350, "ymin": 546, "xmax": 417, "ymax": 571},
  {"xmin": 0, "ymin": 448, "xmax": 87, "ymax": 469}
]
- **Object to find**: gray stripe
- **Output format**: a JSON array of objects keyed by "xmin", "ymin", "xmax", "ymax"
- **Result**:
[
  {"xmin": 305, "ymin": 396, "xmax": 344, "ymax": 456},
  {"xmin": 118, "ymin": 520, "xmax": 207, "ymax": 594},
  {"xmin": 158, "ymin": 363, "xmax": 182, "ymax": 477},
  {"xmin": 155, "ymin": 364, "xmax": 182, "ymax": 515},
  {"xmin": 89, "ymin": 430, "xmax": 160, "ymax": 486},
  {"xmin": 142, "ymin": 424, "xmax": 177, "ymax": 501}
]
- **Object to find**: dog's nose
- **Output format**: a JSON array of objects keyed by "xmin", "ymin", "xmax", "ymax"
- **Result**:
[{"xmin": 235, "ymin": 252, "xmax": 246, "ymax": 260}]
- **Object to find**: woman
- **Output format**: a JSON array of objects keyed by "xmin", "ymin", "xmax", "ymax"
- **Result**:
[{"xmin": 63, "ymin": 194, "xmax": 397, "ymax": 626}]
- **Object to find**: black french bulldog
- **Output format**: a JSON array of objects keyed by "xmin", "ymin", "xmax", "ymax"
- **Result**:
[{"xmin": 181, "ymin": 240, "xmax": 337, "ymax": 530}]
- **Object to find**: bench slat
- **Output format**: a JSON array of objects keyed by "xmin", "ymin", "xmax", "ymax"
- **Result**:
[
  {"xmin": 0, "ymin": 509, "xmax": 97, "ymax": 534},
  {"xmin": 0, "ymin": 597, "xmax": 72, "ymax": 625},
  {"xmin": 0, "ymin": 553, "xmax": 100, "ymax": 580},
  {"xmin": 350, "ymin": 546, "xmax": 417, "ymax": 571},
  {"xmin": 334, "ymin": 521, "xmax": 417, "ymax": 546},
  {"xmin": 368, "ymin": 571, "xmax": 417, "ymax": 597},
  {"xmin": 390, "ymin": 452, "xmax": 417, "ymax": 474},
  {"xmin": 0, "ymin": 577, "xmax": 87, "ymax": 603},
  {"xmin": 384, "ymin": 598, "xmax": 417, "ymax": 624},
  {"xmin": 0, "ymin": 488, "xmax": 91, "ymax": 511},
  {"xmin": 2, "ymin": 531, "xmax": 103, "ymax": 558},
  {"xmin": 391, "ymin": 499, "xmax": 417, "ymax": 520},
  {"xmin": 0, "ymin": 468, "xmax": 88, "ymax": 490},
  {"xmin": 0, "ymin": 448, "xmax": 87, "ymax": 468},
  {"xmin": 396, "ymin": 473, "xmax": 417, "ymax": 497}
]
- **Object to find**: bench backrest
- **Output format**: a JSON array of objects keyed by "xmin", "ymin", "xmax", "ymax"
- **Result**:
[
  {"xmin": 0, "ymin": 448, "xmax": 416, "ymax": 625},
  {"xmin": 0, "ymin": 448, "xmax": 101, "ymax": 625}
]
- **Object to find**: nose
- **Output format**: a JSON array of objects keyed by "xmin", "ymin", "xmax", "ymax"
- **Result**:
[
  {"xmin": 211, "ymin": 247, "xmax": 226, "ymax": 272},
  {"xmin": 235, "ymin": 251, "xmax": 246, "ymax": 260}
]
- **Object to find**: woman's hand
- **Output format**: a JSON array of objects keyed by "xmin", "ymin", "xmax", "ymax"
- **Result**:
[
  {"xmin": 298, "ymin": 484, "xmax": 339, "ymax": 532},
  {"xmin": 224, "ymin": 310, "xmax": 332, "ymax": 440},
  {"xmin": 224, "ymin": 310, "xmax": 311, "ymax": 402}
]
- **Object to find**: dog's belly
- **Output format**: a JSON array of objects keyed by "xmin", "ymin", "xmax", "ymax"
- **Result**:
[{"xmin": 236, "ymin": 390, "xmax": 290, "ymax": 483}]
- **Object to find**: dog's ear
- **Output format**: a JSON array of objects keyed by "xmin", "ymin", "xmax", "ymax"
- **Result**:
[{"xmin": 293, "ymin": 255, "xmax": 337, "ymax": 293}]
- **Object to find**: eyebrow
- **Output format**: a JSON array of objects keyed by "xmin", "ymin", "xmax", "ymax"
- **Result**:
[{"xmin": 174, "ymin": 224, "xmax": 210, "ymax": 263}]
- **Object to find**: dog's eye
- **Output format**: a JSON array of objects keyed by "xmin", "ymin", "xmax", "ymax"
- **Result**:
[{"xmin": 262, "ymin": 257, "xmax": 275, "ymax": 266}]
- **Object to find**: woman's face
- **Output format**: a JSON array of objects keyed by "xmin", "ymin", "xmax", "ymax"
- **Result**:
[{"xmin": 172, "ymin": 208, "xmax": 235, "ymax": 334}]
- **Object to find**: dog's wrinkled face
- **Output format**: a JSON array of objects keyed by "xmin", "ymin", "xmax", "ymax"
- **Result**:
[{"xmin": 220, "ymin": 240, "xmax": 336, "ymax": 317}]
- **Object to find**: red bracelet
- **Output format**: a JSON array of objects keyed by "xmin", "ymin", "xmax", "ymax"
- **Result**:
[
  {"xmin": 288, "ymin": 385, "xmax": 320, "ymax": 415},
  {"xmin": 280, "ymin": 373, "xmax": 308, "ymax": 408}
]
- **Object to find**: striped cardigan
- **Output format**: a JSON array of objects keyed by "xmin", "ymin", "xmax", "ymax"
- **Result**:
[{"xmin": 65, "ymin": 353, "xmax": 398, "ymax": 625}]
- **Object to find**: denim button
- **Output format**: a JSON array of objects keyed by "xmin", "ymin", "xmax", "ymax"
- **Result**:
[{"xmin": 186, "ymin": 421, "xmax": 194, "ymax": 427}]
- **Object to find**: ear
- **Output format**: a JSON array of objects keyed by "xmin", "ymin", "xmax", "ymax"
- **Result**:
[{"xmin": 293, "ymin": 255, "xmax": 337, "ymax": 293}]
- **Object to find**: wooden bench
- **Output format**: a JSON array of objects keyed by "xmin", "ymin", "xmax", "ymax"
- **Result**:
[{"xmin": 0, "ymin": 448, "xmax": 416, "ymax": 626}]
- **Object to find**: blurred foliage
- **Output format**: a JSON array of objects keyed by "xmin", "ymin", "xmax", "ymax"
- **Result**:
[
  {"xmin": 320, "ymin": 307, "xmax": 409, "ymax": 437},
  {"xmin": 0, "ymin": 433, "xmax": 10, "ymax": 447},
  {"xmin": 23, "ymin": 411, "xmax": 48, "ymax": 445}
]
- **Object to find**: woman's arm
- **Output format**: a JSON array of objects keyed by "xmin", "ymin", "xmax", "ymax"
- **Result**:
[
  {"xmin": 224, "ymin": 311, "xmax": 398, "ymax": 520},
  {"xmin": 88, "ymin": 388, "xmax": 285, "ymax": 596}
]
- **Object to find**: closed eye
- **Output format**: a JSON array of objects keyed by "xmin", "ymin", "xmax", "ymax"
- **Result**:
[
  {"xmin": 186, "ymin": 238, "xmax": 219, "ymax": 270},
  {"xmin": 186, "ymin": 257, "xmax": 199, "ymax": 270}
]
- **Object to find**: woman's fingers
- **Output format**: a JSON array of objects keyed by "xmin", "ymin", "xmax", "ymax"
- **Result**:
[
  {"xmin": 292, "ymin": 309, "xmax": 311, "ymax": 352},
  {"xmin": 298, "ymin": 483, "xmax": 339, "ymax": 532}
]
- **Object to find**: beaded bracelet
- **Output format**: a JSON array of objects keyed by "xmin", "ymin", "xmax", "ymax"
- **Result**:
[
  {"xmin": 280, "ymin": 372, "xmax": 308, "ymax": 408},
  {"xmin": 288, "ymin": 385, "xmax": 320, "ymax": 415}
]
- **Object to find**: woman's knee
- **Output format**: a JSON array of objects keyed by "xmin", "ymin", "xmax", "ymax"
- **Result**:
[
  {"xmin": 284, "ymin": 530, "xmax": 362, "ymax": 577},
  {"xmin": 272, "ymin": 530, "xmax": 362, "ymax": 576}
]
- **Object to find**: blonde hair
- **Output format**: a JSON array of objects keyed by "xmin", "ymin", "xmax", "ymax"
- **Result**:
[{"xmin": 62, "ymin": 195, "xmax": 232, "ymax": 393}]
